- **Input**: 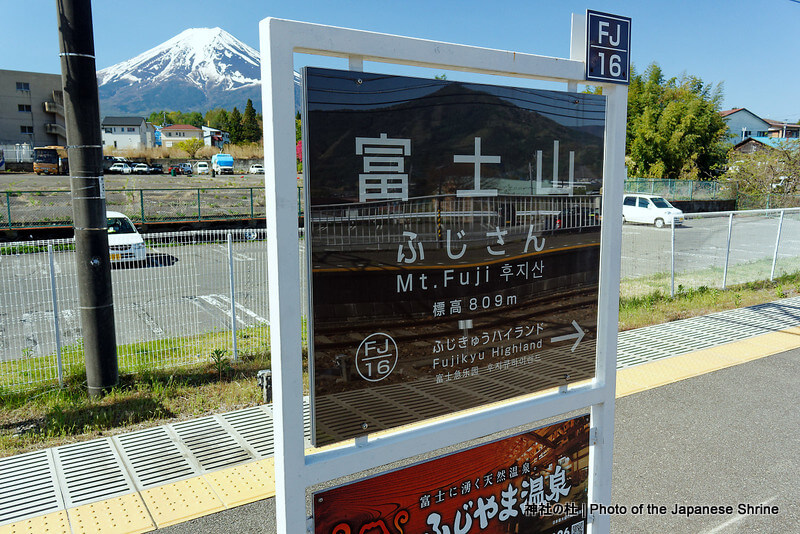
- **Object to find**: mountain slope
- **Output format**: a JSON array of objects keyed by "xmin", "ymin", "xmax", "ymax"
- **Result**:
[{"xmin": 97, "ymin": 27, "xmax": 296, "ymax": 116}]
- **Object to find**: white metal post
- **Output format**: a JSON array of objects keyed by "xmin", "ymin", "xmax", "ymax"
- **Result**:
[
  {"xmin": 260, "ymin": 17, "xmax": 627, "ymax": 533},
  {"xmin": 589, "ymin": 82, "xmax": 626, "ymax": 534},
  {"xmin": 770, "ymin": 209, "xmax": 785, "ymax": 281},
  {"xmin": 261, "ymin": 18, "xmax": 307, "ymax": 531},
  {"xmin": 671, "ymin": 217, "xmax": 676, "ymax": 297},
  {"xmin": 48, "ymin": 244, "xmax": 64, "ymax": 387},
  {"xmin": 227, "ymin": 232, "xmax": 238, "ymax": 361},
  {"xmin": 722, "ymin": 213, "xmax": 733, "ymax": 289}
]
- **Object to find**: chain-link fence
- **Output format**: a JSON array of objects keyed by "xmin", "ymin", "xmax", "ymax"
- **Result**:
[
  {"xmin": 0, "ymin": 228, "xmax": 291, "ymax": 392},
  {"xmin": 620, "ymin": 207, "xmax": 800, "ymax": 297}
]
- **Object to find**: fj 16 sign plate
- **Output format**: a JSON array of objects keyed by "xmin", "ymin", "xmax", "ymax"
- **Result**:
[{"xmin": 304, "ymin": 67, "xmax": 605, "ymax": 446}]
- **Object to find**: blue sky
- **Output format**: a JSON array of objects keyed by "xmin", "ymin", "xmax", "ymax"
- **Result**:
[{"xmin": 4, "ymin": 0, "xmax": 799, "ymax": 121}]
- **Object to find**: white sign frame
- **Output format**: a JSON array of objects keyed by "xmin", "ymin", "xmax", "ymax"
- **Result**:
[{"xmin": 260, "ymin": 15, "xmax": 626, "ymax": 533}]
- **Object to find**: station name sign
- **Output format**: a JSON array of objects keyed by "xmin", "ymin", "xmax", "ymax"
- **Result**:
[
  {"xmin": 585, "ymin": 10, "xmax": 632, "ymax": 84},
  {"xmin": 303, "ymin": 67, "xmax": 606, "ymax": 446}
]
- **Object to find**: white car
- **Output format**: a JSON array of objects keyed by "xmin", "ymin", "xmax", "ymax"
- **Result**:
[
  {"xmin": 107, "ymin": 211, "xmax": 146, "ymax": 262},
  {"xmin": 622, "ymin": 194, "xmax": 684, "ymax": 228},
  {"xmin": 249, "ymin": 163, "xmax": 264, "ymax": 174},
  {"xmin": 108, "ymin": 162, "xmax": 132, "ymax": 174},
  {"xmin": 133, "ymin": 163, "xmax": 150, "ymax": 174},
  {"xmin": 195, "ymin": 161, "xmax": 209, "ymax": 174}
]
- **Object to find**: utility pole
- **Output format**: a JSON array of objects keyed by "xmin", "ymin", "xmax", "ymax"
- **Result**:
[{"xmin": 56, "ymin": 0, "xmax": 118, "ymax": 397}]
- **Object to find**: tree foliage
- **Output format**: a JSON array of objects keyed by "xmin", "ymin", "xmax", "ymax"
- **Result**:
[
  {"xmin": 175, "ymin": 138, "xmax": 205, "ymax": 158},
  {"xmin": 626, "ymin": 63, "xmax": 731, "ymax": 180},
  {"xmin": 204, "ymin": 108, "xmax": 230, "ymax": 130},
  {"xmin": 228, "ymin": 107, "xmax": 243, "ymax": 144},
  {"xmin": 147, "ymin": 110, "xmax": 204, "ymax": 127},
  {"xmin": 723, "ymin": 141, "xmax": 800, "ymax": 207},
  {"xmin": 241, "ymin": 99, "xmax": 261, "ymax": 143}
]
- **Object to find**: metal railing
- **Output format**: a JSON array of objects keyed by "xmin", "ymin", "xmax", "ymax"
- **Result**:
[
  {"xmin": 4, "ymin": 206, "xmax": 800, "ymax": 391},
  {"xmin": 624, "ymin": 179, "xmax": 735, "ymax": 201},
  {"xmin": 620, "ymin": 207, "xmax": 800, "ymax": 297},
  {"xmin": 1, "ymin": 188, "xmax": 272, "ymax": 228},
  {"xmin": 0, "ymin": 228, "xmax": 285, "ymax": 392}
]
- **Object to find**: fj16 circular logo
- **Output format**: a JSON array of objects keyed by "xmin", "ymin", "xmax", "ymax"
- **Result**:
[{"xmin": 356, "ymin": 333, "xmax": 398, "ymax": 382}]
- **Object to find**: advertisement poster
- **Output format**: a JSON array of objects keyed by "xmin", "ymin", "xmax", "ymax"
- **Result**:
[
  {"xmin": 314, "ymin": 414, "xmax": 590, "ymax": 534},
  {"xmin": 304, "ymin": 67, "xmax": 605, "ymax": 446}
]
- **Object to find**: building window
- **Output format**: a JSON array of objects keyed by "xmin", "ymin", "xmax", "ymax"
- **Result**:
[
  {"xmin": 127, "ymin": 127, "xmax": 135, "ymax": 132},
  {"xmin": 16, "ymin": 82, "xmax": 30, "ymax": 91},
  {"xmin": 20, "ymin": 126, "xmax": 34, "ymax": 134},
  {"xmin": 18, "ymin": 104, "xmax": 32, "ymax": 112},
  {"xmin": 103, "ymin": 128, "xmax": 112, "ymax": 133}
]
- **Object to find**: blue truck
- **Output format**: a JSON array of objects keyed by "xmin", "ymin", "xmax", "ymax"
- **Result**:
[{"xmin": 211, "ymin": 153, "xmax": 234, "ymax": 175}]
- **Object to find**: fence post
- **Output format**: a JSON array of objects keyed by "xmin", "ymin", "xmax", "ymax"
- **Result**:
[
  {"xmin": 250, "ymin": 188, "xmax": 255, "ymax": 220},
  {"xmin": 6, "ymin": 192, "xmax": 11, "ymax": 229},
  {"xmin": 227, "ymin": 232, "xmax": 238, "ymax": 361},
  {"xmin": 197, "ymin": 189, "xmax": 202, "ymax": 222},
  {"xmin": 770, "ymin": 209, "xmax": 785, "ymax": 281},
  {"xmin": 139, "ymin": 190, "xmax": 145, "ymax": 223},
  {"xmin": 48, "ymin": 244, "xmax": 64, "ymax": 388},
  {"xmin": 722, "ymin": 213, "xmax": 733, "ymax": 289},
  {"xmin": 670, "ymin": 217, "xmax": 676, "ymax": 297}
]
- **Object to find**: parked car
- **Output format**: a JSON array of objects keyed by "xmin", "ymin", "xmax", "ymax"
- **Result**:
[
  {"xmin": 133, "ymin": 163, "xmax": 150, "ymax": 174},
  {"xmin": 195, "ymin": 161, "xmax": 209, "ymax": 174},
  {"xmin": 106, "ymin": 211, "xmax": 146, "ymax": 263},
  {"xmin": 167, "ymin": 163, "xmax": 193, "ymax": 175},
  {"xmin": 108, "ymin": 162, "xmax": 132, "ymax": 174},
  {"xmin": 622, "ymin": 194, "xmax": 684, "ymax": 228},
  {"xmin": 249, "ymin": 163, "xmax": 264, "ymax": 174},
  {"xmin": 149, "ymin": 163, "xmax": 163, "ymax": 174}
]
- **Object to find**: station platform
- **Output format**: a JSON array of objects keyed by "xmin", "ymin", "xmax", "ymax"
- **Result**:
[{"xmin": 2, "ymin": 296, "xmax": 800, "ymax": 533}]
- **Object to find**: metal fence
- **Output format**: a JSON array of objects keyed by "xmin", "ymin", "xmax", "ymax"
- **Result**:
[
  {"xmin": 0, "ymin": 228, "xmax": 293, "ymax": 392},
  {"xmin": 4, "ymin": 205, "xmax": 800, "ymax": 391},
  {"xmin": 624, "ymin": 179, "xmax": 735, "ymax": 201},
  {"xmin": 1, "ymin": 188, "xmax": 271, "ymax": 228},
  {"xmin": 0, "ymin": 144, "xmax": 33, "ymax": 163},
  {"xmin": 620, "ymin": 207, "xmax": 800, "ymax": 297}
]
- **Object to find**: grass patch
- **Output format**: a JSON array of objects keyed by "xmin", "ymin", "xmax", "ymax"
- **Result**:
[
  {"xmin": 0, "ymin": 326, "xmax": 277, "ymax": 457},
  {"xmin": 619, "ymin": 270, "xmax": 800, "ymax": 331}
]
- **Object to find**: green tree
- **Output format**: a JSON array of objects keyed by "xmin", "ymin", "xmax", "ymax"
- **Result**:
[
  {"xmin": 175, "ymin": 138, "xmax": 205, "ymax": 158},
  {"xmin": 723, "ymin": 140, "xmax": 800, "ymax": 208},
  {"xmin": 205, "ymin": 108, "xmax": 230, "ymax": 131},
  {"xmin": 626, "ymin": 63, "xmax": 731, "ymax": 180},
  {"xmin": 241, "ymin": 99, "xmax": 261, "ymax": 142},
  {"xmin": 228, "ymin": 107, "xmax": 243, "ymax": 144}
]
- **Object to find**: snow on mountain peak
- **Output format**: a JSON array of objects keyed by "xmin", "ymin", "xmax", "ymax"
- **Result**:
[
  {"xmin": 96, "ymin": 27, "xmax": 302, "ymax": 116},
  {"xmin": 97, "ymin": 27, "xmax": 260, "ymax": 90}
]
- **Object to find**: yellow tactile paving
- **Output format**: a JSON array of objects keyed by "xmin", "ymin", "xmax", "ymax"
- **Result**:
[
  {"xmin": 67, "ymin": 493, "xmax": 154, "ymax": 534},
  {"xmin": 203, "ymin": 458, "xmax": 276, "ymax": 508},
  {"xmin": 140, "ymin": 477, "xmax": 225, "ymax": 528},
  {"xmin": 616, "ymin": 328, "xmax": 800, "ymax": 397},
  {"xmin": 0, "ymin": 510, "xmax": 69, "ymax": 534}
]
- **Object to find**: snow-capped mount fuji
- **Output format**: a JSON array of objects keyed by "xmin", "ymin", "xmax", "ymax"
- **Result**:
[{"xmin": 97, "ymin": 27, "xmax": 266, "ymax": 115}]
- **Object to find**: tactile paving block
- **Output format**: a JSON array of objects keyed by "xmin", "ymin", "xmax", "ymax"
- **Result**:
[
  {"xmin": 202, "ymin": 458, "xmax": 276, "ymax": 508},
  {"xmin": 0, "ymin": 511, "xmax": 69, "ymax": 534},
  {"xmin": 140, "ymin": 477, "xmax": 224, "ymax": 528},
  {"xmin": 67, "ymin": 493, "xmax": 154, "ymax": 534}
]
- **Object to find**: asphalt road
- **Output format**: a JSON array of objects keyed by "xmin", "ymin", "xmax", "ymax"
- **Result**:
[{"xmin": 157, "ymin": 348, "xmax": 800, "ymax": 533}]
